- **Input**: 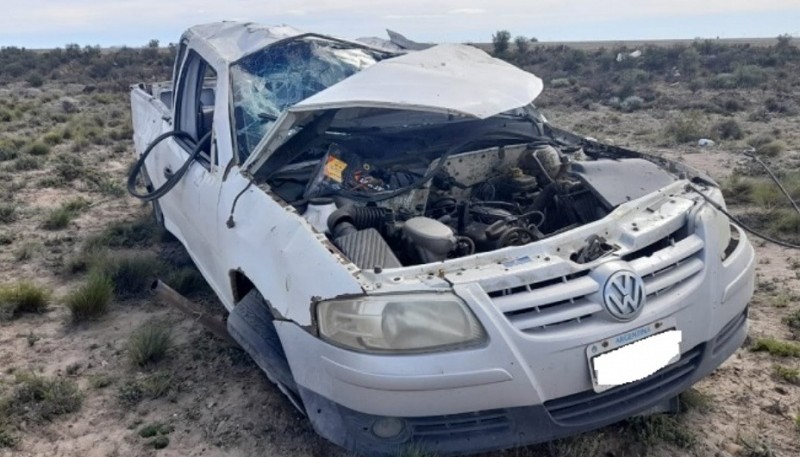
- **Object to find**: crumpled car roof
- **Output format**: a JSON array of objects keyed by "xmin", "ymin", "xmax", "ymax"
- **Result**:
[{"xmin": 184, "ymin": 22, "xmax": 306, "ymax": 63}]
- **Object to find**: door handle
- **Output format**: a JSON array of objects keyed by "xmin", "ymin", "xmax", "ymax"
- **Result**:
[{"xmin": 163, "ymin": 167, "xmax": 173, "ymax": 179}]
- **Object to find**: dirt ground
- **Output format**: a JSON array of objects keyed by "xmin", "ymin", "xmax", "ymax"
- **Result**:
[{"xmin": 1, "ymin": 80, "xmax": 799, "ymax": 457}]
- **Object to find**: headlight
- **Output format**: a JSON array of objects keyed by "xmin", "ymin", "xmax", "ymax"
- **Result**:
[{"xmin": 317, "ymin": 293, "xmax": 486, "ymax": 353}]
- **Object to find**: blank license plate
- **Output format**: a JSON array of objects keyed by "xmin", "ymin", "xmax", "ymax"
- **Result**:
[{"xmin": 586, "ymin": 322, "xmax": 682, "ymax": 393}]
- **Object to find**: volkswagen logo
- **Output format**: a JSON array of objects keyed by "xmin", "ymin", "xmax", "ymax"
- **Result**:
[{"xmin": 603, "ymin": 270, "xmax": 646, "ymax": 321}]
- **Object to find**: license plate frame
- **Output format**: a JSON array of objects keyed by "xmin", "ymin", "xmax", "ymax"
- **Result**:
[{"xmin": 586, "ymin": 319, "xmax": 681, "ymax": 393}]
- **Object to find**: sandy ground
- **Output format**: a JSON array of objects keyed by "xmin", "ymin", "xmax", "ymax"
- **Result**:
[{"xmin": 1, "ymin": 82, "xmax": 799, "ymax": 457}]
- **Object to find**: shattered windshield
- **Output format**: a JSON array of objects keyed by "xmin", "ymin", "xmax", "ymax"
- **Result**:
[{"xmin": 231, "ymin": 37, "xmax": 389, "ymax": 162}]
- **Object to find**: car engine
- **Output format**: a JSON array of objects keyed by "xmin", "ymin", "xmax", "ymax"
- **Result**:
[{"xmin": 264, "ymin": 130, "xmax": 680, "ymax": 269}]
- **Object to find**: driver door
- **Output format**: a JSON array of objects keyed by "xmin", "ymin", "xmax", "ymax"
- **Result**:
[{"xmin": 155, "ymin": 50, "xmax": 226, "ymax": 293}]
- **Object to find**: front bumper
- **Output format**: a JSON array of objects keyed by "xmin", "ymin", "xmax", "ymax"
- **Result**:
[
  {"xmin": 295, "ymin": 308, "xmax": 746, "ymax": 455},
  {"xmin": 274, "ymin": 220, "xmax": 755, "ymax": 455}
]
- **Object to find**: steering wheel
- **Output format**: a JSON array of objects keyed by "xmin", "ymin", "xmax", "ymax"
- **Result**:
[{"xmin": 127, "ymin": 130, "xmax": 212, "ymax": 202}]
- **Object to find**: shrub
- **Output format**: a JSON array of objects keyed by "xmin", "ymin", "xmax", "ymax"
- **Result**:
[
  {"xmin": 117, "ymin": 372, "xmax": 173, "ymax": 404},
  {"xmin": 88, "ymin": 216, "xmax": 158, "ymax": 249},
  {"xmin": 0, "ymin": 203, "xmax": 15, "ymax": 223},
  {"xmin": 751, "ymin": 337, "xmax": 800, "ymax": 357},
  {"xmin": 712, "ymin": 119, "xmax": 744, "ymax": 140},
  {"xmin": 103, "ymin": 252, "xmax": 163, "ymax": 298},
  {"xmin": 3, "ymin": 373, "xmax": 82, "ymax": 423},
  {"xmin": 514, "ymin": 36, "xmax": 529, "ymax": 55},
  {"xmin": 756, "ymin": 140, "xmax": 786, "ymax": 157},
  {"xmin": 53, "ymin": 154, "xmax": 85, "ymax": 182},
  {"xmin": 42, "ymin": 131, "xmax": 63, "ymax": 145},
  {"xmin": 42, "ymin": 206, "xmax": 73, "ymax": 230},
  {"xmin": 550, "ymin": 77, "xmax": 572, "ymax": 88},
  {"xmin": 127, "ymin": 323, "xmax": 172, "ymax": 366},
  {"xmin": 23, "ymin": 141, "xmax": 50, "ymax": 156},
  {"xmin": 773, "ymin": 365, "xmax": 800, "ymax": 385},
  {"xmin": 12, "ymin": 156, "xmax": 39, "ymax": 171},
  {"xmin": 733, "ymin": 64, "xmax": 768, "ymax": 88},
  {"xmin": 65, "ymin": 270, "xmax": 113, "ymax": 322},
  {"xmin": 164, "ymin": 267, "xmax": 211, "ymax": 297},
  {"xmin": 663, "ymin": 112, "xmax": 707, "ymax": 144},
  {"xmin": 25, "ymin": 73, "xmax": 43, "ymax": 87},
  {"xmin": 770, "ymin": 209, "xmax": 800, "ymax": 237},
  {"xmin": 620, "ymin": 96, "xmax": 644, "ymax": 112},
  {"xmin": 785, "ymin": 308, "xmax": 800, "ymax": 330},
  {"xmin": 0, "ymin": 281, "xmax": 50, "ymax": 319},
  {"xmin": 42, "ymin": 199, "xmax": 88, "ymax": 230},
  {"xmin": 0, "ymin": 143, "xmax": 19, "ymax": 162},
  {"xmin": 708, "ymin": 73, "xmax": 737, "ymax": 89}
]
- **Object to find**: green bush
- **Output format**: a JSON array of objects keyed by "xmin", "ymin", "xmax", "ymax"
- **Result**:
[
  {"xmin": 756, "ymin": 140, "xmax": 786, "ymax": 157},
  {"xmin": 733, "ymin": 64, "xmax": 768, "ymax": 88},
  {"xmin": 751, "ymin": 337, "xmax": 800, "ymax": 357},
  {"xmin": 712, "ymin": 119, "xmax": 744, "ymax": 140},
  {"xmin": 12, "ymin": 156, "xmax": 39, "ymax": 171},
  {"xmin": 0, "ymin": 204, "xmax": 16, "ymax": 223},
  {"xmin": 65, "ymin": 270, "xmax": 113, "ymax": 322},
  {"xmin": 42, "ymin": 198, "xmax": 89, "ymax": 230},
  {"xmin": 663, "ymin": 112, "xmax": 707, "ymax": 144},
  {"xmin": 23, "ymin": 142, "xmax": 50, "ymax": 156},
  {"xmin": 3, "ymin": 373, "xmax": 82, "ymax": 423},
  {"xmin": 25, "ymin": 73, "xmax": 44, "ymax": 87},
  {"xmin": 86, "ymin": 216, "xmax": 159, "ymax": 249},
  {"xmin": 127, "ymin": 323, "xmax": 172, "ymax": 366},
  {"xmin": 104, "ymin": 252, "xmax": 163, "ymax": 298},
  {"xmin": 0, "ymin": 281, "xmax": 50, "ymax": 319},
  {"xmin": 42, "ymin": 206, "xmax": 73, "ymax": 230}
]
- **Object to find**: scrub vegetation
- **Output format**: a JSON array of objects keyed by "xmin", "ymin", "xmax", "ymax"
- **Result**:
[{"xmin": 0, "ymin": 33, "xmax": 798, "ymax": 456}]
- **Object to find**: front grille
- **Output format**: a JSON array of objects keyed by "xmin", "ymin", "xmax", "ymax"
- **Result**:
[
  {"xmin": 485, "ymin": 226, "xmax": 703, "ymax": 334},
  {"xmin": 409, "ymin": 409, "xmax": 511, "ymax": 441},
  {"xmin": 628, "ymin": 234, "xmax": 705, "ymax": 298},
  {"xmin": 544, "ymin": 344, "xmax": 704, "ymax": 426}
]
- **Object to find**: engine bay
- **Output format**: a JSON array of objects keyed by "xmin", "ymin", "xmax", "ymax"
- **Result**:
[{"xmin": 265, "ymin": 124, "xmax": 677, "ymax": 269}]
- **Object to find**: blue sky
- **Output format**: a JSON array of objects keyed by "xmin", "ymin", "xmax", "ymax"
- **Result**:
[{"xmin": 1, "ymin": 0, "xmax": 798, "ymax": 48}]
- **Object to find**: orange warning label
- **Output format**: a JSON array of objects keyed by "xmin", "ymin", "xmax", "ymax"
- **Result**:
[{"xmin": 324, "ymin": 155, "xmax": 347, "ymax": 183}]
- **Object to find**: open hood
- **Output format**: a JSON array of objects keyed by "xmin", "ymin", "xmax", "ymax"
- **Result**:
[{"xmin": 243, "ymin": 44, "xmax": 544, "ymax": 173}]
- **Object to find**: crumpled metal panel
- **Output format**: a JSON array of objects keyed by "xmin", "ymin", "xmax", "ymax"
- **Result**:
[
  {"xmin": 293, "ymin": 43, "xmax": 543, "ymax": 119},
  {"xmin": 184, "ymin": 22, "xmax": 305, "ymax": 63},
  {"xmin": 244, "ymin": 43, "xmax": 544, "ymax": 172}
]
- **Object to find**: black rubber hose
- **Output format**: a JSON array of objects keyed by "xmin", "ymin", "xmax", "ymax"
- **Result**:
[{"xmin": 127, "ymin": 130, "xmax": 212, "ymax": 202}]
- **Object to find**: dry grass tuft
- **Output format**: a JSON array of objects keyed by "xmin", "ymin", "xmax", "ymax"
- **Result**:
[
  {"xmin": 0, "ymin": 281, "xmax": 50, "ymax": 320},
  {"xmin": 127, "ymin": 323, "xmax": 172, "ymax": 367},
  {"xmin": 65, "ymin": 270, "xmax": 113, "ymax": 322}
]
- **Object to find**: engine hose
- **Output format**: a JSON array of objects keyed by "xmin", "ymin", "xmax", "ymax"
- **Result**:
[
  {"xmin": 327, "ymin": 205, "xmax": 388, "ymax": 234},
  {"xmin": 127, "ymin": 130, "xmax": 212, "ymax": 202}
]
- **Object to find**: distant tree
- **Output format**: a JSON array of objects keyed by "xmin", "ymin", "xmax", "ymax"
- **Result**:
[
  {"xmin": 530, "ymin": 37, "xmax": 539, "ymax": 43},
  {"xmin": 514, "ymin": 36, "xmax": 529, "ymax": 55},
  {"xmin": 777, "ymin": 34, "xmax": 793, "ymax": 49},
  {"xmin": 65, "ymin": 43, "xmax": 81, "ymax": 59},
  {"xmin": 678, "ymin": 47, "xmax": 701, "ymax": 77},
  {"xmin": 492, "ymin": 30, "xmax": 511, "ymax": 55},
  {"xmin": 148, "ymin": 39, "xmax": 160, "ymax": 49}
]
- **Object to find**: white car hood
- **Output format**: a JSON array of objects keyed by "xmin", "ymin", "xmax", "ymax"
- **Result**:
[{"xmin": 244, "ymin": 44, "xmax": 543, "ymax": 172}]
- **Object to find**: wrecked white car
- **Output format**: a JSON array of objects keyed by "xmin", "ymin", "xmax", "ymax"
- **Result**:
[{"xmin": 129, "ymin": 22, "xmax": 755, "ymax": 456}]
